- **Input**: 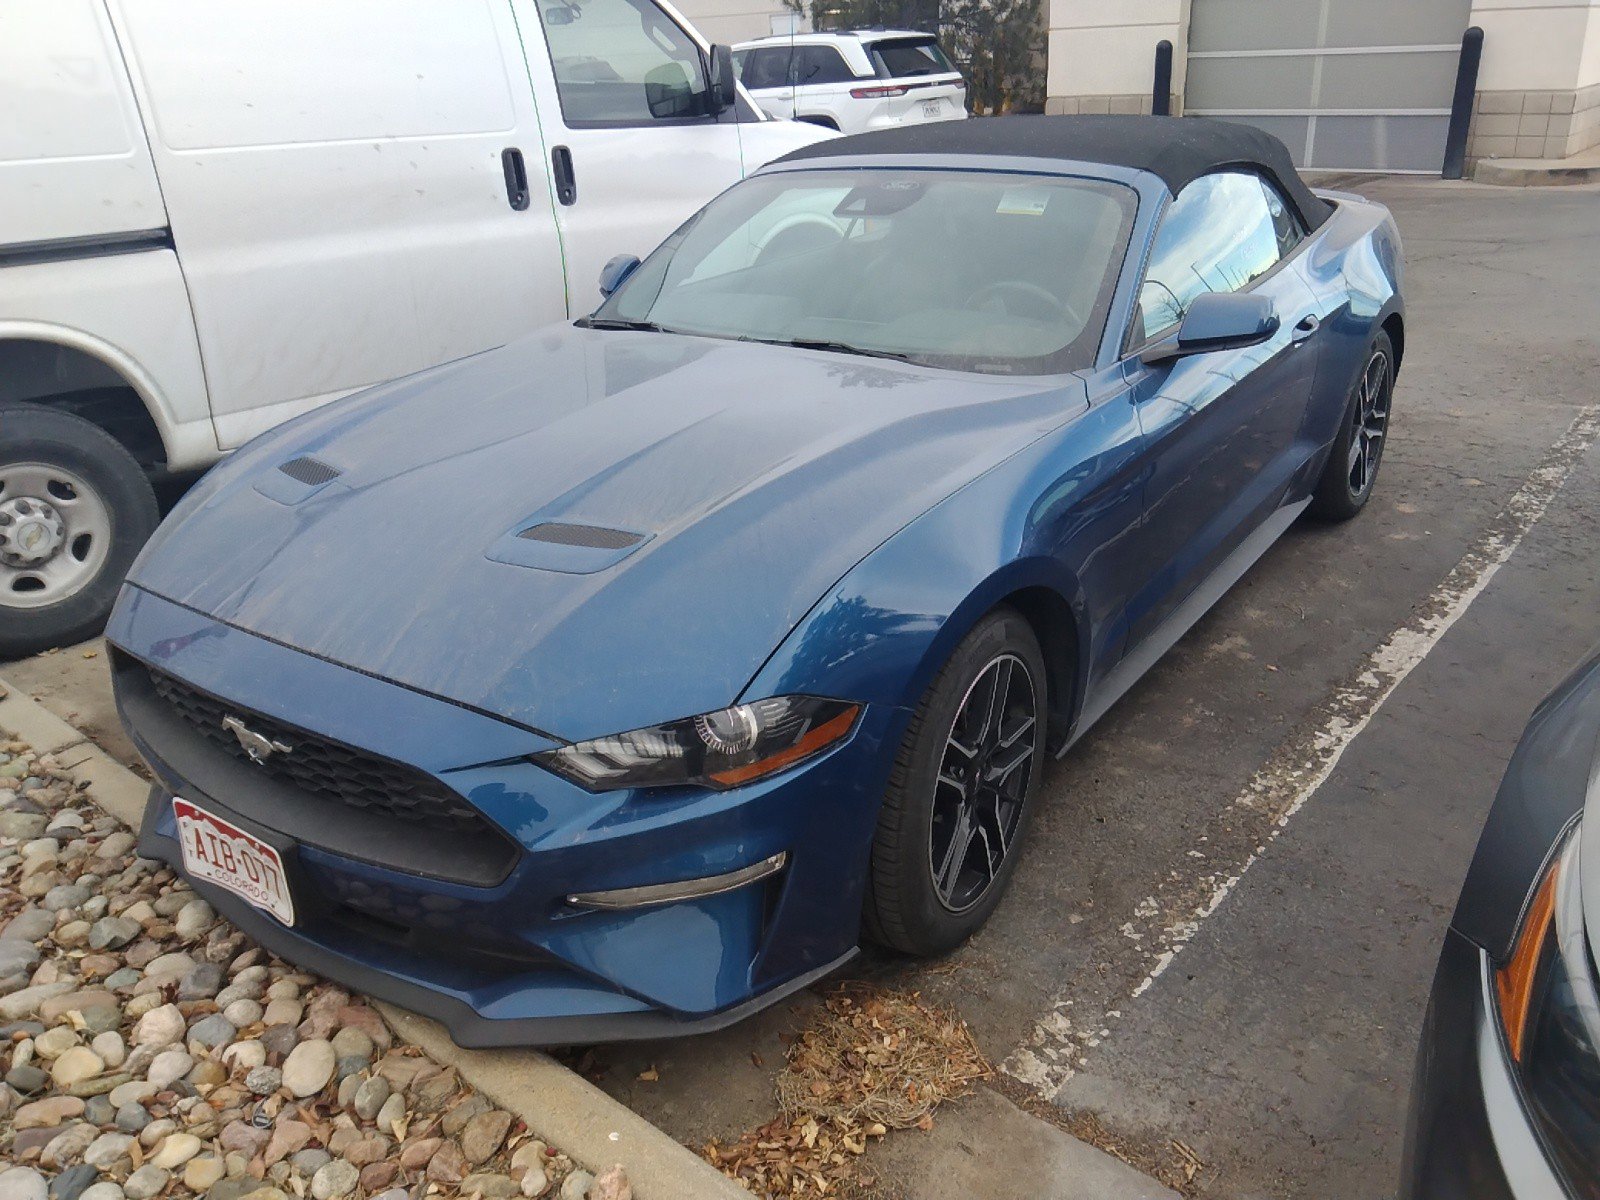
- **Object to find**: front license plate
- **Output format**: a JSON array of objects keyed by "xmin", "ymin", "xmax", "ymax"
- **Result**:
[
  {"xmin": 174, "ymin": 798, "xmax": 296, "ymax": 926},
  {"xmin": 922, "ymin": 100, "xmax": 942, "ymax": 118}
]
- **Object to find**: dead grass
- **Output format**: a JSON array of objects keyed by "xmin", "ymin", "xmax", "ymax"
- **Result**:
[{"xmin": 701, "ymin": 983, "xmax": 989, "ymax": 1197}]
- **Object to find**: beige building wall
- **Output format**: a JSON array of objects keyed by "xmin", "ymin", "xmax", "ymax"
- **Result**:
[
  {"xmin": 668, "ymin": 0, "xmax": 801, "ymax": 46},
  {"xmin": 1465, "ymin": 0, "xmax": 1600, "ymax": 160},
  {"xmin": 1043, "ymin": 0, "xmax": 1186, "ymax": 117}
]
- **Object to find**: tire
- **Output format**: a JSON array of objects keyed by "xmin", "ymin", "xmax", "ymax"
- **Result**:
[
  {"xmin": 0, "ymin": 402, "xmax": 160, "ymax": 658},
  {"xmin": 1308, "ymin": 330, "xmax": 1395, "ymax": 521},
  {"xmin": 864, "ymin": 607, "xmax": 1048, "ymax": 956}
]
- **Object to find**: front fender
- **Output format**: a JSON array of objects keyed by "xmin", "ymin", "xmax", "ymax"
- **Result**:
[{"xmin": 739, "ymin": 385, "xmax": 1146, "ymax": 737}]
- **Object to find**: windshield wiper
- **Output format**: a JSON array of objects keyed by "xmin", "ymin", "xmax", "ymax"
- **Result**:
[
  {"xmin": 773, "ymin": 337, "xmax": 913, "ymax": 363},
  {"xmin": 578, "ymin": 317, "xmax": 671, "ymax": 333}
]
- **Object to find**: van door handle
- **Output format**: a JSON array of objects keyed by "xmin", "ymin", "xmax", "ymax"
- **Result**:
[
  {"xmin": 501, "ymin": 148, "xmax": 530, "ymax": 211},
  {"xmin": 1290, "ymin": 314, "xmax": 1321, "ymax": 343},
  {"xmin": 551, "ymin": 146, "xmax": 577, "ymax": 206}
]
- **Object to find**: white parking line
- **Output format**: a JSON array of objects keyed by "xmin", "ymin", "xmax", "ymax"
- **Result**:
[{"xmin": 1006, "ymin": 405, "xmax": 1600, "ymax": 1095}]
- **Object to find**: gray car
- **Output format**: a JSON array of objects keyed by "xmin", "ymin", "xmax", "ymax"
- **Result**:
[{"xmin": 1402, "ymin": 651, "xmax": 1600, "ymax": 1196}]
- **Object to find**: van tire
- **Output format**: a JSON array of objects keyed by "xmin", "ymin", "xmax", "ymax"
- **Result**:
[{"xmin": 0, "ymin": 402, "xmax": 159, "ymax": 658}]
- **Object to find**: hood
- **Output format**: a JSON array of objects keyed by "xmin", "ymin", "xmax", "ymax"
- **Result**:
[{"xmin": 129, "ymin": 325, "xmax": 1080, "ymax": 740}]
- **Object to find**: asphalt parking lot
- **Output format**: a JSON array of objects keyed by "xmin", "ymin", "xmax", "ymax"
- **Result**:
[{"xmin": 6, "ymin": 174, "xmax": 1599, "ymax": 1198}]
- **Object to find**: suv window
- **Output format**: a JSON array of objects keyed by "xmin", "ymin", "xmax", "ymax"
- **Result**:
[
  {"xmin": 869, "ymin": 37, "xmax": 954, "ymax": 79},
  {"xmin": 1134, "ymin": 170, "xmax": 1295, "ymax": 344},
  {"xmin": 795, "ymin": 45, "xmax": 856, "ymax": 86},
  {"xmin": 737, "ymin": 45, "xmax": 793, "ymax": 89},
  {"xmin": 537, "ymin": 0, "xmax": 710, "ymax": 125}
]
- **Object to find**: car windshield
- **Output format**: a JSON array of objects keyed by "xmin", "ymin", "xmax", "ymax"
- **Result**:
[{"xmin": 590, "ymin": 168, "xmax": 1137, "ymax": 375}]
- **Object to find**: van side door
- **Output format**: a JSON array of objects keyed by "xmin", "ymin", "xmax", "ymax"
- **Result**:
[
  {"xmin": 511, "ymin": 0, "xmax": 745, "ymax": 314},
  {"xmin": 107, "ymin": 0, "xmax": 569, "ymax": 449}
]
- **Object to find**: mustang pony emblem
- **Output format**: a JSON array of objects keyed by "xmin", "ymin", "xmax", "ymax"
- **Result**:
[{"xmin": 222, "ymin": 714, "xmax": 293, "ymax": 764}]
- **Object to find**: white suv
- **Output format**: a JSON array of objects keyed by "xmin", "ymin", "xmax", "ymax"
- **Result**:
[{"xmin": 733, "ymin": 30, "xmax": 967, "ymax": 134}]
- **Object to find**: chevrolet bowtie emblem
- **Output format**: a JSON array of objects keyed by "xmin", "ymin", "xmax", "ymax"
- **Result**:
[{"xmin": 222, "ymin": 714, "xmax": 293, "ymax": 764}]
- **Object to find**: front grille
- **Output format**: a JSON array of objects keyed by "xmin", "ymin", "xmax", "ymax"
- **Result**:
[{"xmin": 145, "ymin": 667, "xmax": 489, "ymax": 835}]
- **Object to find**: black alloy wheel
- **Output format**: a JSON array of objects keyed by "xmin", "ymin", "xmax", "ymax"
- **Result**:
[
  {"xmin": 930, "ymin": 651, "xmax": 1038, "ymax": 913},
  {"xmin": 864, "ymin": 608, "xmax": 1047, "ymax": 956},
  {"xmin": 1310, "ymin": 329, "xmax": 1395, "ymax": 521}
]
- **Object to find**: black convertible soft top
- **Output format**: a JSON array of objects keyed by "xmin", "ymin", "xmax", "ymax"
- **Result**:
[{"xmin": 776, "ymin": 114, "xmax": 1333, "ymax": 229}]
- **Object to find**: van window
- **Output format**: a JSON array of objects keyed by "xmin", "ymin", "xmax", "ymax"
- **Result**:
[
  {"xmin": 738, "ymin": 46, "xmax": 793, "ymax": 90},
  {"xmin": 795, "ymin": 45, "xmax": 856, "ymax": 85},
  {"xmin": 869, "ymin": 37, "xmax": 954, "ymax": 79},
  {"xmin": 537, "ymin": 0, "xmax": 712, "ymax": 125}
]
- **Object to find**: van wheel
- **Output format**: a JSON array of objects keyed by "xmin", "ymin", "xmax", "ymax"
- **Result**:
[{"xmin": 0, "ymin": 403, "xmax": 159, "ymax": 658}]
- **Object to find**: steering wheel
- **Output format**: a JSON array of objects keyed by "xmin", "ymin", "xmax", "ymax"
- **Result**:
[{"xmin": 965, "ymin": 279, "xmax": 1083, "ymax": 328}]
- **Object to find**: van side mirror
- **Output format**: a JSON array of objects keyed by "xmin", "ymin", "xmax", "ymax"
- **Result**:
[
  {"xmin": 1141, "ymin": 292, "xmax": 1279, "ymax": 365},
  {"xmin": 707, "ymin": 44, "xmax": 738, "ymax": 114},
  {"xmin": 598, "ymin": 254, "xmax": 641, "ymax": 298}
]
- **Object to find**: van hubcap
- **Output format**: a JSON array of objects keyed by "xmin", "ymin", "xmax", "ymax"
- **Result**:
[{"xmin": 0, "ymin": 464, "xmax": 112, "ymax": 609}]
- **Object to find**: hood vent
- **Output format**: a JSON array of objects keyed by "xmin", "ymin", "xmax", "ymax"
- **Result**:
[
  {"xmin": 278, "ymin": 456, "xmax": 341, "ymax": 486},
  {"xmin": 517, "ymin": 522, "xmax": 642, "ymax": 550}
]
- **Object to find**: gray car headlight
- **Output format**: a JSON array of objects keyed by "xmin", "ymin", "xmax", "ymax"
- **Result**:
[
  {"xmin": 533, "ymin": 696, "xmax": 859, "ymax": 792},
  {"xmin": 1492, "ymin": 822, "xmax": 1600, "ymax": 1188}
]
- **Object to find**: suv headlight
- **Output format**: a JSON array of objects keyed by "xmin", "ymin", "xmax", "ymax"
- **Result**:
[
  {"xmin": 534, "ymin": 696, "xmax": 859, "ymax": 792},
  {"xmin": 1493, "ymin": 822, "xmax": 1600, "ymax": 1188}
]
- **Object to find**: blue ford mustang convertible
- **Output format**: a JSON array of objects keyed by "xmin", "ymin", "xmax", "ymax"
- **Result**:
[{"xmin": 108, "ymin": 116, "xmax": 1404, "ymax": 1045}]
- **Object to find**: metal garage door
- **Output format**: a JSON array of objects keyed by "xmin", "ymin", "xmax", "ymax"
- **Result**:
[{"xmin": 1185, "ymin": 0, "xmax": 1472, "ymax": 171}]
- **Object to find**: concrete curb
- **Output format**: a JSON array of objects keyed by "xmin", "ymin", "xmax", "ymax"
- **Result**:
[
  {"xmin": 380, "ymin": 1006, "xmax": 750, "ymax": 1200},
  {"xmin": 1472, "ymin": 158, "xmax": 1600, "ymax": 187},
  {"xmin": 0, "ymin": 673, "xmax": 751, "ymax": 1200}
]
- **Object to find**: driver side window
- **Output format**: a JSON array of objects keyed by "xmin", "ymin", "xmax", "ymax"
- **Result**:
[
  {"xmin": 1133, "ymin": 171, "xmax": 1295, "ymax": 346},
  {"xmin": 538, "ymin": 0, "xmax": 710, "ymax": 125}
]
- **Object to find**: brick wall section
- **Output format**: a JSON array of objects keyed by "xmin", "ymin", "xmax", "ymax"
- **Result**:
[
  {"xmin": 1044, "ymin": 93, "xmax": 1181, "ymax": 116},
  {"xmin": 1467, "ymin": 84, "xmax": 1600, "ymax": 161}
]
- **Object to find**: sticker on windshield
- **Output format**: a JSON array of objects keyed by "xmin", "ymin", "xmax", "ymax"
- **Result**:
[{"xmin": 996, "ymin": 186, "xmax": 1050, "ymax": 217}]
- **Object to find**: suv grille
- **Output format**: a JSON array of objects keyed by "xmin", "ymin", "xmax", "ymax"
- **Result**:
[{"xmin": 146, "ymin": 667, "xmax": 489, "ymax": 835}]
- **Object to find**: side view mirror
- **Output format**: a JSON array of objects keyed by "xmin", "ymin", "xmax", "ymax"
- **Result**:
[
  {"xmin": 1141, "ymin": 291, "xmax": 1279, "ymax": 365},
  {"xmin": 707, "ymin": 44, "xmax": 738, "ymax": 114},
  {"xmin": 598, "ymin": 254, "xmax": 641, "ymax": 298}
]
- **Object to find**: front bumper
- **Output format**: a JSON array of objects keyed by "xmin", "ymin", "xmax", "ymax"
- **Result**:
[
  {"xmin": 110, "ymin": 586, "xmax": 901, "ymax": 1046},
  {"xmin": 1400, "ymin": 929, "xmax": 1570, "ymax": 1199}
]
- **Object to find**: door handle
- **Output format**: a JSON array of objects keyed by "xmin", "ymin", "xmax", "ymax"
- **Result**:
[
  {"xmin": 1290, "ymin": 314, "xmax": 1321, "ymax": 343},
  {"xmin": 501, "ymin": 148, "xmax": 530, "ymax": 211},
  {"xmin": 551, "ymin": 145, "xmax": 577, "ymax": 207}
]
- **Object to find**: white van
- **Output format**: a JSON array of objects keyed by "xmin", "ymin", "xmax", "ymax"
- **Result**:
[{"xmin": 0, "ymin": 0, "xmax": 827, "ymax": 656}]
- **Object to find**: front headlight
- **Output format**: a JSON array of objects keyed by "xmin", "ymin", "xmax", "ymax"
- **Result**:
[
  {"xmin": 1493, "ymin": 821, "xmax": 1600, "ymax": 1188},
  {"xmin": 533, "ymin": 696, "xmax": 859, "ymax": 792}
]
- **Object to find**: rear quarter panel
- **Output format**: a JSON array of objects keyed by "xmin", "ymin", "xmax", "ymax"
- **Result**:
[{"xmin": 1293, "ymin": 193, "xmax": 1405, "ymax": 466}]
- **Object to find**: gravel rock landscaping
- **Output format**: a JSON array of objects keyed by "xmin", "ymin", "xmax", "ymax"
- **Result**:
[{"xmin": 0, "ymin": 736, "xmax": 634, "ymax": 1200}]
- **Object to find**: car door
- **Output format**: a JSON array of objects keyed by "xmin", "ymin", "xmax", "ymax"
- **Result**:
[
  {"xmin": 1121, "ymin": 171, "xmax": 1324, "ymax": 647},
  {"xmin": 737, "ymin": 44, "xmax": 796, "ymax": 120},
  {"xmin": 512, "ymin": 0, "xmax": 745, "ymax": 314},
  {"xmin": 108, "ymin": 0, "xmax": 570, "ymax": 449},
  {"xmin": 791, "ymin": 44, "xmax": 860, "ymax": 130}
]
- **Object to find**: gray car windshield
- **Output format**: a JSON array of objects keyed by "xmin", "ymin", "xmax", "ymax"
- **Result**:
[{"xmin": 590, "ymin": 168, "xmax": 1137, "ymax": 375}]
